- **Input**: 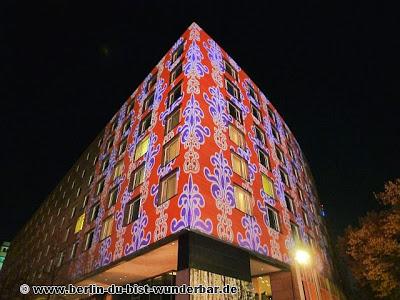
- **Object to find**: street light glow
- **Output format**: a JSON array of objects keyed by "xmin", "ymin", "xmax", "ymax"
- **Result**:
[{"xmin": 294, "ymin": 249, "xmax": 311, "ymax": 266}]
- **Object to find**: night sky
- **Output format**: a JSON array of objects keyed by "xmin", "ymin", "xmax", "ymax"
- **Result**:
[{"xmin": 1, "ymin": 1, "xmax": 399, "ymax": 242}]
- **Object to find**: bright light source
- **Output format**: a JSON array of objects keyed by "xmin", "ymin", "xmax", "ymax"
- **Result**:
[{"xmin": 294, "ymin": 249, "xmax": 311, "ymax": 266}]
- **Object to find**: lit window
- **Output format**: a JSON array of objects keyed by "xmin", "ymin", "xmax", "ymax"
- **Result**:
[
  {"xmin": 75, "ymin": 213, "xmax": 85, "ymax": 233},
  {"xmin": 142, "ymin": 92, "xmax": 154, "ymax": 112},
  {"xmin": 114, "ymin": 160, "xmax": 124, "ymax": 179},
  {"xmin": 130, "ymin": 164, "xmax": 145, "ymax": 191},
  {"xmin": 248, "ymin": 84, "xmax": 258, "ymax": 103},
  {"xmin": 170, "ymin": 62, "xmax": 183, "ymax": 83},
  {"xmin": 163, "ymin": 136, "xmax": 180, "ymax": 165},
  {"xmin": 224, "ymin": 59, "xmax": 237, "ymax": 80},
  {"xmin": 280, "ymin": 169, "xmax": 290, "ymax": 187},
  {"xmin": 168, "ymin": 83, "xmax": 182, "ymax": 108},
  {"xmin": 118, "ymin": 139, "xmax": 127, "ymax": 156},
  {"xmin": 234, "ymin": 185, "xmax": 252, "ymax": 215},
  {"xmin": 225, "ymin": 78, "xmax": 239, "ymax": 99},
  {"xmin": 285, "ymin": 193, "xmax": 294, "ymax": 214},
  {"xmin": 139, "ymin": 113, "xmax": 152, "ymax": 135},
  {"xmin": 275, "ymin": 145, "xmax": 285, "ymax": 163},
  {"xmin": 231, "ymin": 152, "xmax": 248, "ymax": 179},
  {"xmin": 229, "ymin": 125, "xmax": 245, "ymax": 148},
  {"xmin": 267, "ymin": 206, "xmax": 280, "ymax": 231},
  {"xmin": 228, "ymin": 101, "xmax": 242, "ymax": 123},
  {"xmin": 84, "ymin": 230, "xmax": 94, "ymax": 250},
  {"xmin": 159, "ymin": 171, "xmax": 178, "ymax": 205},
  {"xmin": 108, "ymin": 186, "xmax": 118, "ymax": 208},
  {"xmin": 125, "ymin": 197, "xmax": 140, "ymax": 225},
  {"xmin": 70, "ymin": 242, "xmax": 79, "ymax": 259},
  {"xmin": 172, "ymin": 43, "xmax": 184, "ymax": 63},
  {"xmin": 90, "ymin": 203, "xmax": 100, "ymax": 222},
  {"xmin": 97, "ymin": 179, "xmax": 105, "ymax": 195},
  {"xmin": 166, "ymin": 108, "xmax": 180, "ymax": 133},
  {"xmin": 100, "ymin": 215, "xmax": 113, "ymax": 240},
  {"xmin": 134, "ymin": 135, "xmax": 150, "ymax": 160},
  {"xmin": 254, "ymin": 125, "xmax": 266, "ymax": 144},
  {"xmin": 257, "ymin": 148, "xmax": 270, "ymax": 170},
  {"xmin": 262, "ymin": 174, "xmax": 274, "ymax": 198},
  {"xmin": 251, "ymin": 104, "xmax": 261, "ymax": 121}
]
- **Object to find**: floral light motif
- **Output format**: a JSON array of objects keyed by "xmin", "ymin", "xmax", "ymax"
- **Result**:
[
  {"xmin": 237, "ymin": 215, "xmax": 268, "ymax": 255},
  {"xmin": 171, "ymin": 174, "xmax": 212, "ymax": 234},
  {"xmin": 179, "ymin": 95, "xmax": 210, "ymax": 173},
  {"xmin": 204, "ymin": 151, "xmax": 235, "ymax": 242},
  {"xmin": 203, "ymin": 39, "xmax": 224, "ymax": 88},
  {"xmin": 184, "ymin": 41, "xmax": 209, "ymax": 95},
  {"xmin": 204, "ymin": 86, "xmax": 230, "ymax": 150}
]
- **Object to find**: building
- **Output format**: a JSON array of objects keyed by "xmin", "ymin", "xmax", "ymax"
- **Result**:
[
  {"xmin": 0, "ymin": 242, "xmax": 10, "ymax": 271},
  {"xmin": 0, "ymin": 23, "xmax": 342, "ymax": 300}
]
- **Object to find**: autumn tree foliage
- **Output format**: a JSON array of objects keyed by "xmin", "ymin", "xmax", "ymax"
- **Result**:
[{"xmin": 341, "ymin": 179, "xmax": 400, "ymax": 299}]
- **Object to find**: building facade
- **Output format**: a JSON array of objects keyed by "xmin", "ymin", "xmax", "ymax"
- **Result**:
[
  {"xmin": 0, "ymin": 242, "xmax": 10, "ymax": 271},
  {"xmin": 0, "ymin": 23, "xmax": 342, "ymax": 300}
]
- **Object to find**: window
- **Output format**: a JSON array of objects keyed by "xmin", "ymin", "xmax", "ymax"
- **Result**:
[
  {"xmin": 65, "ymin": 198, "xmax": 70, "ymax": 208},
  {"xmin": 64, "ymin": 227, "xmax": 70, "ymax": 242},
  {"xmin": 166, "ymin": 108, "xmax": 180, "ymax": 133},
  {"xmin": 93, "ymin": 156, "xmax": 98, "ymax": 166},
  {"xmin": 231, "ymin": 152, "xmax": 248, "ymax": 179},
  {"xmin": 70, "ymin": 206, "xmax": 76, "ymax": 219},
  {"xmin": 129, "ymin": 164, "xmax": 145, "ymax": 191},
  {"xmin": 159, "ymin": 171, "xmax": 178, "ymax": 205},
  {"xmin": 86, "ymin": 152, "xmax": 91, "ymax": 160},
  {"xmin": 142, "ymin": 92, "xmax": 154, "ymax": 112},
  {"xmin": 285, "ymin": 193, "xmax": 294, "ymax": 214},
  {"xmin": 251, "ymin": 105, "xmax": 261, "ymax": 121},
  {"xmin": 225, "ymin": 78, "xmax": 239, "ymax": 99},
  {"xmin": 248, "ymin": 84, "xmax": 258, "ymax": 103},
  {"xmin": 262, "ymin": 174, "xmax": 274, "ymax": 198},
  {"xmin": 57, "ymin": 207, "xmax": 61, "ymax": 216},
  {"xmin": 139, "ymin": 113, "xmax": 152, "ymax": 135},
  {"xmin": 275, "ymin": 145, "xmax": 285, "ymax": 163},
  {"xmin": 81, "ymin": 169, "xmax": 86, "ymax": 178},
  {"xmin": 88, "ymin": 174, "xmax": 94, "ymax": 186},
  {"xmin": 90, "ymin": 203, "xmax": 100, "ymax": 222},
  {"xmin": 75, "ymin": 213, "xmax": 85, "ymax": 233},
  {"xmin": 233, "ymin": 185, "xmax": 252, "ymax": 215},
  {"xmin": 106, "ymin": 137, "xmax": 114, "ymax": 151},
  {"xmin": 126, "ymin": 100, "xmax": 135, "ymax": 115},
  {"xmin": 170, "ymin": 61, "xmax": 183, "ymax": 83},
  {"xmin": 134, "ymin": 135, "xmax": 150, "ymax": 160},
  {"xmin": 288, "ymin": 146, "xmax": 295, "ymax": 159},
  {"xmin": 123, "ymin": 120, "xmax": 131, "ymax": 134},
  {"xmin": 108, "ymin": 186, "xmax": 118, "ymax": 208},
  {"xmin": 56, "ymin": 251, "xmax": 64, "ymax": 267},
  {"xmin": 257, "ymin": 148, "xmax": 270, "ymax": 170},
  {"xmin": 303, "ymin": 210, "xmax": 309, "ymax": 226},
  {"xmin": 172, "ymin": 43, "xmax": 184, "ymax": 63},
  {"xmin": 124, "ymin": 197, "xmax": 140, "ymax": 225},
  {"xmin": 84, "ymin": 230, "xmax": 95, "ymax": 250},
  {"xmin": 111, "ymin": 119, "xmax": 118, "ymax": 131},
  {"xmin": 267, "ymin": 206, "xmax": 280, "ymax": 231},
  {"xmin": 76, "ymin": 187, "xmax": 81, "ymax": 197},
  {"xmin": 102, "ymin": 157, "xmax": 109, "ymax": 172},
  {"xmin": 293, "ymin": 165, "xmax": 299, "ymax": 179},
  {"xmin": 71, "ymin": 180, "xmax": 75, "ymax": 189},
  {"xmin": 280, "ymin": 169, "xmax": 290, "ymax": 187},
  {"xmin": 271, "ymin": 125, "xmax": 280, "ymax": 143},
  {"xmin": 97, "ymin": 179, "xmax": 105, "ymax": 195},
  {"xmin": 291, "ymin": 223, "xmax": 300, "ymax": 241},
  {"xmin": 100, "ymin": 215, "xmax": 114, "ymax": 240},
  {"xmin": 163, "ymin": 136, "xmax": 180, "ymax": 165},
  {"xmin": 229, "ymin": 125, "xmax": 245, "ymax": 148},
  {"xmin": 268, "ymin": 108, "xmax": 276, "ymax": 123},
  {"xmin": 70, "ymin": 242, "xmax": 79, "ymax": 259},
  {"xmin": 114, "ymin": 160, "xmax": 124, "ymax": 179},
  {"xmin": 118, "ymin": 139, "xmax": 127, "ymax": 156},
  {"xmin": 254, "ymin": 126, "xmax": 266, "ymax": 144},
  {"xmin": 228, "ymin": 101, "xmax": 242, "ymax": 123},
  {"xmin": 224, "ymin": 59, "xmax": 237, "ymax": 80},
  {"xmin": 147, "ymin": 75, "xmax": 157, "ymax": 92},
  {"xmin": 168, "ymin": 83, "xmax": 182, "ymax": 108}
]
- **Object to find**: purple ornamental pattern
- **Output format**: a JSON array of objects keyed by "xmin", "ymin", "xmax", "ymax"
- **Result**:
[
  {"xmin": 124, "ymin": 208, "xmax": 151, "ymax": 255},
  {"xmin": 204, "ymin": 151, "xmax": 235, "ymax": 242},
  {"xmin": 237, "ymin": 215, "xmax": 268, "ymax": 255},
  {"xmin": 204, "ymin": 86, "xmax": 230, "ymax": 150},
  {"xmin": 171, "ymin": 174, "xmax": 213, "ymax": 234},
  {"xmin": 203, "ymin": 39, "xmax": 224, "ymax": 88}
]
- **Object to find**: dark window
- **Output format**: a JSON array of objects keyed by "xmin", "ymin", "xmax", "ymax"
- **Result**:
[
  {"xmin": 268, "ymin": 108, "xmax": 276, "ymax": 123},
  {"xmin": 108, "ymin": 186, "xmax": 118, "ymax": 208},
  {"xmin": 228, "ymin": 101, "xmax": 242, "ymax": 123},
  {"xmin": 90, "ymin": 203, "xmax": 100, "ymax": 222},
  {"xmin": 251, "ymin": 104, "xmax": 262, "ymax": 121},
  {"xmin": 225, "ymin": 78, "xmax": 239, "ymax": 99},
  {"xmin": 139, "ymin": 113, "xmax": 152, "ymax": 135},
  {"xmin": 291, "ymin": 223, "xmax": 300, "ymax": 241},
  {"xmin": 126, "ymin": 100, "xmax": 135, "ymax": 115},
  {"xmin": 275, "ymin": 145, "xmax": 285, "ymax": 163},
  {"xmin": 248, "ymin": 84, "xmax": 259, "ymax": 103},
  {"xmin": 170, "ymin": 62, "xmax": 183, "ymax": 83},
  {"xmin": 172, "ymin": 43, "xmax": 184, "ymax": 62},
  {"xmin": 271, "ymin": 125, "xmax": 280, "ymax": 142},
  {"xmin": 146, "ymin": 75, "xmax": 157, "ymax": 92},
  {"xmin": 280, "ymin": 168, "xmax": 290, "ymax": 187},
  {"xmin": 84, "ymin": 230, "xmax": 94, "ymax": 250},
  {"xmin": 142, "ymin": 92, "xmax": 155, "ymax": 113},
  {"xmin": 224, "ymin": 59, "xmax": 237, "ymax": 80},
  {"xmin": 118, "ymin": 139, "xmax": 127, "ymax": 156},
  {"xmin": 254, "ymin": 126, "xmax": 266, "ymax": 144},
  {"xmin": 97, "ymin": 179, "xmax": 105, "ymax": 195},
  {"xmin": 285, "ymin": 193, "xmax": 294, "ymax": 214},
  {"xmin": 168, "ymin": 84, "xmax": 182, "ymax": 108},
  {"xmin": 257, "ymin": 148, "xmax": 270, "ymax": 170},
  {"xmin": 267, "ymin": 206, "xmax": 280, "ymax": 231},
  {"xmin": 124, "ymin": 197, "xmax": 141, "ymax": 225}
]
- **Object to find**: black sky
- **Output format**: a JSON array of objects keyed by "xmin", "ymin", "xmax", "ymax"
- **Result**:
[{"xmin": 1, "ymin": 1, "xmax": 399, "ymax": 241}]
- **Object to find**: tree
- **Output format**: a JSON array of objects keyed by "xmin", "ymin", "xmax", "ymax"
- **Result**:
[{"xmin": 341, "ymin": 179, "xmax": 400, "ymax": 299}]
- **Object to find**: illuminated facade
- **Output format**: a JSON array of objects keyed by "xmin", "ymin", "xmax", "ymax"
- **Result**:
[
  {"xmin": 0, "ymin": 23, "xmax": 342, "ymax": 300},
  {"xmin": 0, "ymin": 242, "xmax": 10, "ymax": 271}
]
